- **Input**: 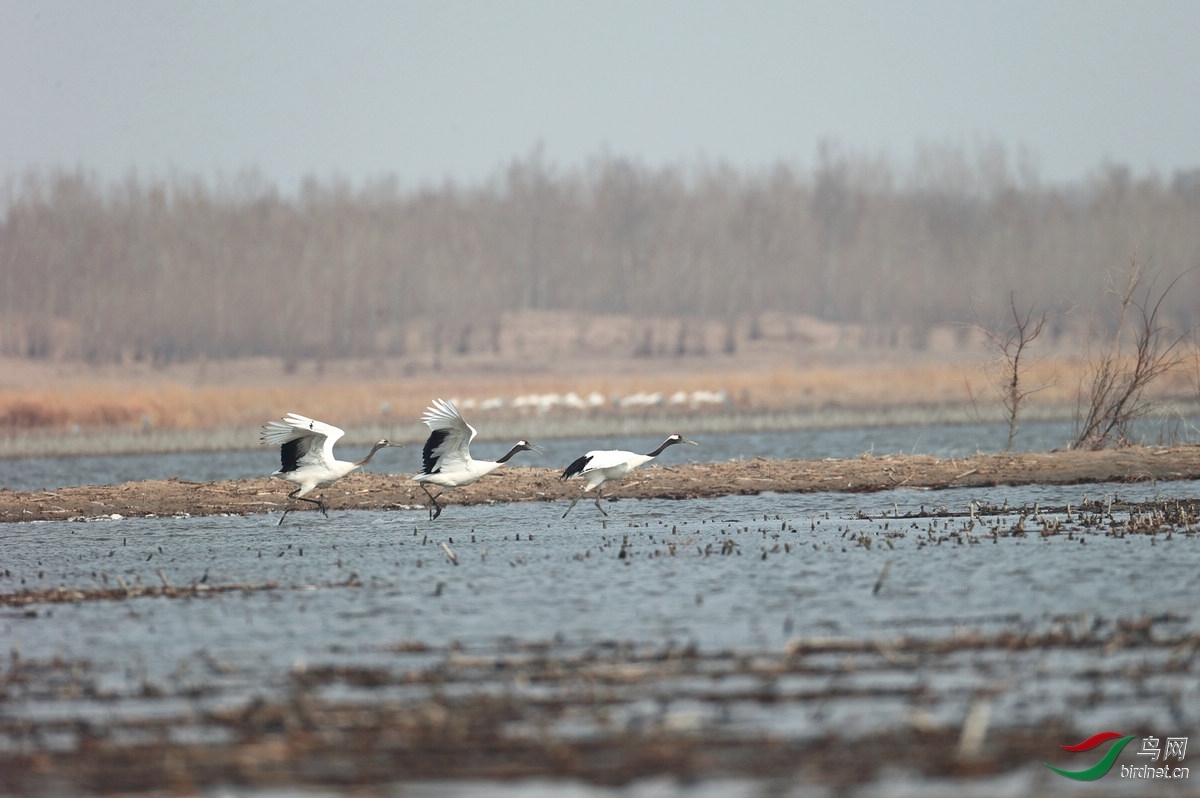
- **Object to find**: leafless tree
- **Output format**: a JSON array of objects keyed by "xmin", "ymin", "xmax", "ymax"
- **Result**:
[
  {"xmin": 1073, "ymin": 261, "xmax": 1191, "ymax": 449},
  {"xmin": 973, "ymin": 293, "xmax": 1051, "ymax": 451},
  {"xmin": 3, "ymin": 149, "xmax": 1200, "ymax": 366}
]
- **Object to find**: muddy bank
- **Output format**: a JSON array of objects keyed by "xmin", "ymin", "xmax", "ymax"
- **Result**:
[{"xmin": 3, "ymin": 445, "xmax": 1199, "ymax": 523}]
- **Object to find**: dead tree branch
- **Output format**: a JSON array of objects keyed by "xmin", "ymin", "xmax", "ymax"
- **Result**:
[
  {"xmin": 1074, "ymin": 260, "xmax": 1190, "ymax": 449},
  {"xmin": 973, "ymin": 292, "xmax": 1051, "ymax": 451}
]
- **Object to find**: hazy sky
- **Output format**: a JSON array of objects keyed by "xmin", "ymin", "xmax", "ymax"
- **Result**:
[{"xmin": 4, "ymin": 0, "xmax": 1199, "ymax": 193}]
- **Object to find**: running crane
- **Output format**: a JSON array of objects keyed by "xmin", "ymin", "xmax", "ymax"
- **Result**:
[
  {"xmin": 261, "ymin": 413, "xmax": 399, "ymax": 525},
  {"xmin": 413, "ymin": 398, "xmax": 540, "ymax": 519},
  {"xmin": 560, "ymin": 433, "xmax": 698, "ymax": 518}
]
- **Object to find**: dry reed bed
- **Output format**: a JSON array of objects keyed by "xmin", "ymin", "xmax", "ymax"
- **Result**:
[
  {"xmin": 0, "ymin": 361, "xmax": 987, "ymax": 434},
  {"xmin": 5, "ymin": 351, "xmax": 1187, "ymax": 436},
  {"xmin": 4, "ymin": 349, "xmax": 1199, "ymax": 462}
]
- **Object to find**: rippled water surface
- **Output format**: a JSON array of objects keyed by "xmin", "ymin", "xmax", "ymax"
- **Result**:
[
  {"xmin": 6, "ymin": 481, "xmax": 1200, "ymax": 703},
  {"xmin": 4, "ymin": 422, "xmax": 1200, "ymax": 796}
]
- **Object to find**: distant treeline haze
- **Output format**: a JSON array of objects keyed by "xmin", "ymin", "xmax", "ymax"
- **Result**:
[{"xmin": 3, "ymin": 145, "xmax": 1199, "ymax": 364}]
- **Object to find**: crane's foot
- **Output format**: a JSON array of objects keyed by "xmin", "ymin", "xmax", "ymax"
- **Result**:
[
  {"xmin": 301, "ymin": 497, "xmax": 329, "ymax": 519},
  {"xmin": 421, "ymin": 486, "xmax": 444, "ymax": 520}
]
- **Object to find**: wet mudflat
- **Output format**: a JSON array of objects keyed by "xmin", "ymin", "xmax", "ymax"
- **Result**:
[
  {"xmin": 3, "ymin": 476, "xmax": 1200, "ymax": 797},
  {"xmin": 5, "ymin": 444, "xmax": 1200, "ymax": 524}
]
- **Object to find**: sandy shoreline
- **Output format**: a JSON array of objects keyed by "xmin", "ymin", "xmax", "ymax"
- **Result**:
[{"xmin": 4, "ymin": 444, "xmax": 1199, "ymax": 524}]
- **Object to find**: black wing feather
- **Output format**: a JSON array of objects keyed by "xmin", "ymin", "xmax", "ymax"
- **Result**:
[
  {"xmin": 561, "ymin": 454, "xmax": 592, "ymax": 481},
  {"xmin": 421, "ymin": 428, "xmax": 450, "ymax": 474},
  {"xmin": 279, "ymin": 437, "xmax": 311, "ymax": 473}
]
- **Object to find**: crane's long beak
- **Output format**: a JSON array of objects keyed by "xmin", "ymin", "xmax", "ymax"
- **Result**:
[
  {"xmin": 529, "ymin": 442, "xmax": 544, "ymax": 454},
  {"xmin": 683, "ymin": 437, "xmax": 699, "ymax": 446}
]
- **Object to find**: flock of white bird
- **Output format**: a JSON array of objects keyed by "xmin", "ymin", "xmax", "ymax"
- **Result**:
[
  {"xmin": 260, "ymin": 399, "xmax": 697, "ymax": 525},
  {"xmin": 449, "ymin": 389, "xmax": 730, "ymax": 414}
]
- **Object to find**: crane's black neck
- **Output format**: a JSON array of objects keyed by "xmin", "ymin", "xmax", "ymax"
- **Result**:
[
  {"xmin": 496, "ymin": 443, "xmax": 528, "ymax": 464},
  {"xmin": 646, "ymin": 438, "xmax": 680, "ymax": 458}
]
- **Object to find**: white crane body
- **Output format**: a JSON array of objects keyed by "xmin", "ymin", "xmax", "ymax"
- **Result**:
[
  {"xmin": 413, "ymin": 398, "xmax": 537, "ymax": 518},
  {"xmin": 560, "ymin": 434, "xmax": 697, "ymax": 518},
  {"xmin": 261, "ymin": 413, "xmax": 395, "ymax": 525},
  {"xmin": 568, "ymin": 451, "xmax": 654, "ymax": 491}
]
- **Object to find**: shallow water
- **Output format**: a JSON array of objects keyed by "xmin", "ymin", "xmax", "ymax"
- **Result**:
[
  {"xmin": 7, "ymin": 416, "xmax": 1200, "ymax": 492},
  {"xmin": 4, "ymin": 421, "xmax": 1200, "ymax": 794},
  {"xmin": 5, "ymin": 481, "xmax": 1199, "ymax": 721}
]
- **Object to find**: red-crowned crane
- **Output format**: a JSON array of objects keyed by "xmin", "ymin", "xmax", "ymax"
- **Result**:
[
  {"xmin": 261, "ymin": 413, "xmax": 399, "ymax": 525},
  {"xmin": 413, "ymin": 398, "xmax": 539, "ymax": 519},
  {"xmin": 560, "ymin": 433, "xmax": 698, "ymax": 518}
]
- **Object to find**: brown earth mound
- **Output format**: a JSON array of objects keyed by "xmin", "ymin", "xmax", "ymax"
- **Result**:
[{"xmin": 4, "ymin": 445, "xmax": 1199, "ymax": 524}]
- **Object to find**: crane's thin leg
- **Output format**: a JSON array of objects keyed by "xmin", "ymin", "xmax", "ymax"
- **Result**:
[
  {"xmin": 594, "ymin": 486, "xmax": 608, "ymax": 517},
  {"xmin": 562, "ymin": 493, "xmax": 583, "ymax": 519},
  {"xmin": 420, "ymin": 484, "xmax": 444, "ymax": 520},
  {"xmin": 279, "ymin": 489, "xmax": 328, "ymax": 525}
]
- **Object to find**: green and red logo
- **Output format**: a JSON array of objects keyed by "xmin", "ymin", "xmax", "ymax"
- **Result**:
[{"xmin": 1044, "ymin": 731, "xmax": 1136, "ymax": 781}]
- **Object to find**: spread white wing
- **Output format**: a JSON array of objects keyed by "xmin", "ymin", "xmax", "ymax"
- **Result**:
[
  {"xmin": 419, "ymin": 399, "xmax": 477, "ymax": 475},
  {"xmin": 261, "ymin": 412, "xmax": 345, "ymax": 469}
]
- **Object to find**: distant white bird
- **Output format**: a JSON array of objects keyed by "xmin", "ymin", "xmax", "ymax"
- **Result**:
[
  {"xmin": 560, "ymin": 433, "xmax": 698, "ymax": 518},
  {"xmin": 413, "ymin": 398, "xmax": 539, "ymax": 519},
  {"xmin": 261, "ymin": 413, "xmax": 398, "ymax": 525}
]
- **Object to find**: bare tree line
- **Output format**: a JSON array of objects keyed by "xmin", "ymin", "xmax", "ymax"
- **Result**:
[{"xmin": 2, "ymin": 145, "xmax": 1199, "ymax": 365}]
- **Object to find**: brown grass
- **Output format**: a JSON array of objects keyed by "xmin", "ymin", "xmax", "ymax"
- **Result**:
[{"xmin": 2, "ymin": 323, "xmax": 1197, "ymax": 437}]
